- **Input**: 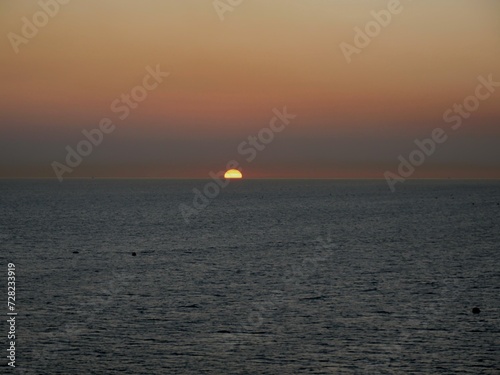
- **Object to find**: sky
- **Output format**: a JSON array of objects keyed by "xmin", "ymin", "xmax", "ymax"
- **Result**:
[{"xmin": 1, "ymin": 0, "xmax": 499, "ymax": 179}]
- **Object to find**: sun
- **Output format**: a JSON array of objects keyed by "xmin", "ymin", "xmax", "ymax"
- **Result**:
[{"xmin": 224, "ymin": 169, "xmax": 243, "ymax": 179}]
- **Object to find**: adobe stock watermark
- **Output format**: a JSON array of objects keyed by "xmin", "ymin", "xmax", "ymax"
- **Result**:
[
  {"xmin": 213, "ymin": 0, "xmax": 243, "ymax": 22},
  {"xmin": 340, "ymin": 0, "xmax": 412, "ymax": 64},
  {"xmin": 7, "ymin": 0, "xmax": 71, "ymax": 54},
  {"xmin": 377, "ymin": 247, "xmax": 482, "ymax": 372},
  {"xmin": 220, "ymin": 230, "xmax": 336, "ymax": 353},
  {"xmin": 385, "ymin": 74, "xmax": 499, "ymax": 192},
  {"xmin": 179, "ymin": 106, "xmax": 296, "ymax": 224},
  {"xmin": 51, "ymin": 64, "xmax": 169, "ymax": 182},
  {"xmin": 19, "ymin": 266, "xmax": 130, "ymax": 375}
]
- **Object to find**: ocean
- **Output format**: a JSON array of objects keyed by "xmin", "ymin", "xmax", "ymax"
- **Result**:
[{"xmin": 1, "ymin": 179, "xmax": 499, "ymax": 374}]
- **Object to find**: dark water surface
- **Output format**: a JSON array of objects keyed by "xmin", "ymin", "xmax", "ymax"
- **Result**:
[{"xmin": 1, "ymin": 180, "xmax": 499, "ymax": 374}]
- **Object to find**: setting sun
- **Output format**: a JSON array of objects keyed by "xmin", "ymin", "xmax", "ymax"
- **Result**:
[{"xmin": 224, "ymin": 169, "xmax": 243, "ymax": 179}]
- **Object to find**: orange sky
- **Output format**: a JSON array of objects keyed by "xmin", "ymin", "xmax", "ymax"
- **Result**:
[{"xmin": 1, "ymin": 0, "xmax": 499, "ymax": 179}]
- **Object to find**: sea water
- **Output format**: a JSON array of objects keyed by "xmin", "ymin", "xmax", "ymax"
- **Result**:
[{"xmin": 1, "ymin": 179, "xmax": 499, "ymax": 374}]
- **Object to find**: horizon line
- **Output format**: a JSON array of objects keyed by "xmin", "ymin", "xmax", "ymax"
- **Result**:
[{"xmin": 1, "ymin": 177, "xmax": 500, "ymax": 181}]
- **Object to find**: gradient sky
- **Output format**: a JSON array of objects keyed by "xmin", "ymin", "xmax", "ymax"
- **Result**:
[{"xmin": 1, "ymin": 0, "xmax": 499, "ymax": 179}]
